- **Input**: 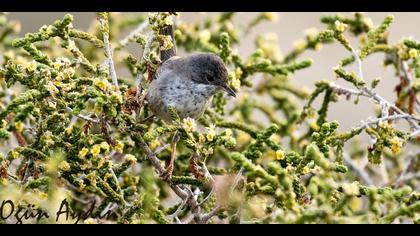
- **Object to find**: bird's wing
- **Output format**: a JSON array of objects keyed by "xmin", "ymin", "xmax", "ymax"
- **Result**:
[{"xmin": 160, "ymin": 24, "xmax": 177, "ymax": 62}]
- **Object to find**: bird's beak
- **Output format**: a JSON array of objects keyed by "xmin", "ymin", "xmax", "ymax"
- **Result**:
[{"xmin": 221, "ymin": 84, "xmax": 237, "ymax": 97}]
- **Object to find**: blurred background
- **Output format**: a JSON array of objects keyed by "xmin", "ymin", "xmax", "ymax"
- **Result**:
[{"xmin": 6, "ymin": 12, "xmax": 420, "ymax": 142}]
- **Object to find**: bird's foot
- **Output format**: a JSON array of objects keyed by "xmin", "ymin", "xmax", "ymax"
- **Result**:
[
  {"xmin": 160, "ymin": 165, "xmax": 174, "ymax": 182},
  {"xmin": 189, "ymin": 155, "xmax": 204, "ymax": 180}
]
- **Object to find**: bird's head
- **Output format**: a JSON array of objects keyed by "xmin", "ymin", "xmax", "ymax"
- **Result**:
[{"xmin": 188, "ymin": 53, "xmax": 237, "ymax": 97}]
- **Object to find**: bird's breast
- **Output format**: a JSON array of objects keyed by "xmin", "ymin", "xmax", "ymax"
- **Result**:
[{"xmin": 146, "ymin": 70, "xmax": 218, "ymax": 122}]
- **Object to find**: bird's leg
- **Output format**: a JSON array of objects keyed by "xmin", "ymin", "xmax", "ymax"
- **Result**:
[
  {"xmin": 160, "ymin": 130, "xmax": 181, "ymax": 181},
  {"xmin": 189, "ymin": 152, "xmax": 204, "ymax": 180},
  {"xmin": 140, "ymin": 114, "xmax": 155, "ymax": 123}
]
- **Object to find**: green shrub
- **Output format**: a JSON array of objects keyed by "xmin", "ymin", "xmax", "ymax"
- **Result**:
[{"xmin": 0, "ymin": 12, "xmax": 418, "ymax": 224}]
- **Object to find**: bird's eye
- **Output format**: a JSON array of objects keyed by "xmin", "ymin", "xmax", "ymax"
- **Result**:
[{"xmin": 206, "ymin": 75, "xmax": 214, "ymax": 82}]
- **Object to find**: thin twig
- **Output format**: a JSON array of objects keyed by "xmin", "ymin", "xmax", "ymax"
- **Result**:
[
  {"xmin": 21, "ymin": 159, "xmax": 33, "ymax": 184},
  {"xmin": 109, "ymin": 167, "xmax": 122, "ymax": 193},
  {"xmin": 136, "ymin": 135, "xmax": 202, "ymax": 221},
  {"xmin": 65, "ymin": 107, "xmax": 100, "ymax": 123},
  {"xmin": 329, "ymin": 82, "xmax": 420, "ymax": 131},
  {"xmin": 99, "ymin": 18, "xmax": 119, "ymax": 90},
  {"xmin": 143, "ymin": 32, "xmax": 155, "ymax": 63},
  {"xmin": 343, "ymin": 153, "xmax": 374, "ymax": 186},
  {"xmin": 393, "ymin": 153, "xmax": 417, "ymax": 186},
  {"xmin": 167, "ymin": 196, "xmax": 189, "ymax": 220},
  {"xmin": 344, "ymin": 47, "xmax": 420, "ymax": 131},
  {"xmin": 357, "ymin": 114, "xmax": 418, "ymax": 130},
  {"xmin": 153, "ymin": 143, "xmax": 170, "ymax": 155},
  {"xmin": 114, "ymin": 20, "xmax": 148, "ymax": 52},
  {"xmin": 200, "ymin": 206, "xmax": 222, "ymax": 223}
]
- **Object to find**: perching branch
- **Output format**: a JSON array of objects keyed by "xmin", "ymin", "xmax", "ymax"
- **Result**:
[{"xmin": 99, "ymin": 15, "xmax": 119, "ymax": 90}]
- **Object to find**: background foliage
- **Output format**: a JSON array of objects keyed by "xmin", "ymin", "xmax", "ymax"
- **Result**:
[{"xmin": 0, "ymin": 12, "xmax": 419, "ymax": 224}]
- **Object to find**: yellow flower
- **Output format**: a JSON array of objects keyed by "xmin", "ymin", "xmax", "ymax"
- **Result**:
[
  {"xmin": 276, "ymin": 149, "xmax": 285, "ymax": 160},
  {"xmin": 78, "ymin": 148, "xmax": 89, "ymax": 159},
  {"xmin": 302, "ymin": 86, "xmax": 311, "ymax": 97},
  {"xmin": 84, "ymin": 218, "xmax": 96, "ymax": 224},
  {"xmin": 237, "ymin": 132, "xmax": 250, "ymax": 144},
  {"xmin": 91, "ymin": 145, "xmax": 101, "ymax": 157},
  {"xmin": 309, "ymin": 121, "xmax": 320, "ymax": 131},
  {"xmin": 302, "ymin": 166, "xmax": 310, "ymax": 175},
  {"xmin": 342, "ymin": 182, "xmax": 360, "ymax": 196},
  {"xmin": 378, "ymin": 120, "xmax": 390, "ymax": 129},
  {"xmin": 94, "ymin": 103, "xmax": 103, "ymax": 114},
  {"xmin": 160, "ymin": 35, "xmax": 174, "ymax": 51},
  {"xmin": 64, "ymin": 125, "xmax": 73, "ymax": 135},
  {"xmin": 67, "ymin": 40, "xmax": 76, "ymax": 51},
  {"xmin": 115, "ymin": 141, "xmax": 124, "ymax": 153},
  {"xmin": 203, "ymin": 147, "xmax": 214, "ymax": 157},
  {"xmin": 293, "ymin": 39, "xmax": 306, "ymax": 51},
  {"xmin": 63, "ymin": 67, "xmax": 75, "ymax": 78},
  {"xmin": 409, "ymin": 49, "xmax": 418, "ymax": 59},
  {"xmin": 93, "ymin": 78, "xmax": 108, "ymax": 91},
  {"xmin": 100, "ymin": 141, "xmax": 110, "ymax": 153},
  {"xmin": 97, "ymin": 158, "xmax": 105, "ymax": 169},
  {"xmin": 286, "ymin": 164, "xmax": 294, "ymax": 173},
  {"xmin": 44, "ymin": 131, "xmax": 55, "ymax": 146},
  {"xmin": 363, "ymin": 17, "xmax": 374, "ymax": 29},
  {"xmin": 88, "ymin": 138, "xmax": 94, "ymax": 145},
  {"xmin": 334, "ymin": 20, "xmax": 347, "ymax": 32},
  {"xmin": 223, "ymin": 129, "xmax": 233, "ymax": 137},
  {"xmin": 58, "ymin": 161, "xmax": 71, "ymax": 172},
  {"xmin": 4, "ymin": 50, "xmax": 15, "ymax": 59},
  {"xmin": 304, "ymin": 27, "xmax": 319, "ymax": 40},
  {"xmin": 125, "ymin": 154, "xmax": 137, "ymax": 164},
  {"xmin": 350, "ymin": 197, "xmax": 363, "ymax": 212},
  {"xmin": 111, "ymin": 92, "xmax": 123, "ymax": 104},
  {"xmin": 262, "ymin": 12, "xmax": 279, "ymax": 22},
  {"xmin": 235, "ymin": 67, "xmax": 243, "ymax": 79},
  {"xmin": 198, "ymin": 29, "xmax": 211, "ymax": 43},
  {"xmin": 163, "ymin": 17, "xmax": 174, "ymax": 26},
  {"xmin": 198, "ymin": 134, "xmax": 206, "ymax": 144},
  {"xmin": 313, "ymin": 166, "xmax": 321, "ymax": 174},
  {"xmin": 206, "ymin": 124, "xmax": 217, "ymax": 141},
  {"xmin": 103, "ymin": 172, "xmax": 113, "ymax": 182},
  {"xmin": 390, "ymin": 136, "xmax": 402, "ymax": 155},
  {"xmin": 9, "ymin": 150, "xmax": 19, "ymax": 160},
  {"xmin": 11, "ymin": 21, "xmax": 21, "ymax": 33},
  {"xmin": 15, "ymin": 121, "xmax": 24, "ymax": 132},
  {"xmin": 182, "ymin": 117, "xmax": 196, "ymax": 133},
  {"xmin": 1, "ymin": 120, "xmax": 7, "ymax": 128},
  {"xmin": 46, "ymin": 25, "xmax": 54, "ymax": 35},
  {"xmin": 53, "ymin": 80, "xmax": 63, "ymax": 87},
  {"xmin": 149, "ymin": 139, "xmax": 160, "ymax": 150},
  {"xmin": 228, "ymin": 71, "xmax": 241, "ymax": 92},
  {"xmin": 257, "ymin": 33, "xmax": 283, "ymax": 61},
  {"xmin": 26, "ymin": 61, "xmax": 37, "ymax": 72},
  {"xmin": 52, "ymin": 61, "xmax": 63, "ymax": 71},
  {"xmin": 314, "ymin": 43, "xmax": 323, "ymax": 51},
  {"xmin": 77, "ymin": 180, "xmax": 86, "ymax": 191},
  {"xmin": 46, "ymin": 81, "xmax": 59, "ymax": 96}
]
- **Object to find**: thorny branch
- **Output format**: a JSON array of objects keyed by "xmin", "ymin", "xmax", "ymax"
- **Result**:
[{"xmin": 136, "ymin": 135, "xmax": 220, "ymax": 224}]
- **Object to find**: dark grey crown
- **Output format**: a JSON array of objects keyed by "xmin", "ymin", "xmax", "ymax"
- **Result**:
[{"xmin": 188, "ymin": 53, "xmax": 228, "ymax": 87}]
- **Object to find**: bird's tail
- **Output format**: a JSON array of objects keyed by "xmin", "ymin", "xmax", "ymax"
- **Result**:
[{"xmin": 160, "ymin": 24, "xmax": 177, "ymax": 62}]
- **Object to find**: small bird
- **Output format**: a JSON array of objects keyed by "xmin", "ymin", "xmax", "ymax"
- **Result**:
[{"xmin": 146, "ymin": 25, "xmax": 236, "ymax": 180}]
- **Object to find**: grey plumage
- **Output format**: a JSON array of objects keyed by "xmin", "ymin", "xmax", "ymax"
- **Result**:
[
  {"xmin": 145, "ymin": 23, "xmax": 236, "ymax": 180},
  {"xmin": 146, "ymin": 53, "xmax": 235, "ymax": 122}
]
